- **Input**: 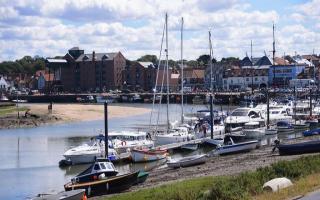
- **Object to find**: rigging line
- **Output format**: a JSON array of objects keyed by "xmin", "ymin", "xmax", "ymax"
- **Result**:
[
  {"xmin": 149, "ymin": 19, "xmax": 166, "ymax": 132},
  {"xmin": 156, "ymin": 58, "xmax": 166, "ymax": 131}
]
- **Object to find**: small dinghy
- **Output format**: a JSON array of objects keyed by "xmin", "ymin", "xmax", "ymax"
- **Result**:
[
  {"xmin": 303, "ymin": 128, "xmax": 320, "ymax": 137},
  {"xmin": 276, "ymin": 121, "xmax": 294, "ymax": 133},
  {"xmin": 33, "ymin": 189, "xmax": 86, "ymax": 200},
  {"xmin": 274, "ymin": 139, "xmax": 320, "ymax": 155},
  {"xmin": 167, "ymin": 154, "xmax": 207, "ymax": 168},
  {"xmin": 131, "ymin": 148, "xmax": 168, "ymax": 162}
]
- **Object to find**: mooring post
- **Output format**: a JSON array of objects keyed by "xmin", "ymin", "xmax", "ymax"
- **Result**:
[
  {"xmin": 210, "ymin": 94, "xmax": 214, "ymax": 139},
  {"xmin": 104, "ymin": 101, "xmax": 108, "ymax": 158}
]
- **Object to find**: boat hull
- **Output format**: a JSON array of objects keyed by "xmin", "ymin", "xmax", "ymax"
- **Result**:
[
  {"xmin": 33, "ymin": 189, "xmax": 85, "ymax": 200},
  {"xmin": 215, "ymin": 141, "xmax": 258, "ymax": 155},
  {"xmin": 131, "ymin": 149, "xmax": 167, "ymax": 162},
  {"xmin": 167, "ymin": 154, "xmax": 207, "ymax": 168},
  {"xmin": 155, "ymin": 134, "xmax": 192, "ymax": 145},
  {"xmin": 64, "ymin": 171, "xmax": 139, "ymax": 197},
  {"xmin": 278, "ymin": 140, "xmax": 320, "ymax": 155},
  {"xmin": 64, "ymin": 153, "xmax": 102, "ymax": 165}
]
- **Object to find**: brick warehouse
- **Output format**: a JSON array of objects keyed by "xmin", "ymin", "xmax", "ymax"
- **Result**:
[{"xmin": 46, "ymin": 47, "xmax": 126, "ymax": 92}]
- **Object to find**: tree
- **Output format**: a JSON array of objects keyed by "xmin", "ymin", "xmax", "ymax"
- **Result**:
[
  {"xmin": 220, "ymin": 57, "xmax": 239, "ymax": 65},
  {"xmin": 196, "ymin": 55, "xmax": 216, "ymax": 66},
  {"xmin": 137, "ymin": 55, "xmax": 158, "ymax": 64}
]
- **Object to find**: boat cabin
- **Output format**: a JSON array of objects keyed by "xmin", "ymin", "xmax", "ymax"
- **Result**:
[
  {"xmin": 244, "ymin": 121, "xmax": 264, "ymax": 129},
  {"xmin": 108, "ymin": 131, "xmax": 148, "ymax": 141},
  {"xmin": 72, "ymin": 158, "xmax": 118, "ymax": 184}
]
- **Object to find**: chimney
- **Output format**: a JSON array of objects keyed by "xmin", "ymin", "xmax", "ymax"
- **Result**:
[{"xmin": 92, "ymin": 51, "xmax": 95, "ymax": 62}]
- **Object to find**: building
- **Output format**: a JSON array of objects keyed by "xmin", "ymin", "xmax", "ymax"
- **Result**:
[
  {"xmin": 124, "ymin": 61, "xmax": 156, "ymax": 92},
  {"xmin": 46, "ymin": 47, "xmax": 126, "ymax": 92},
  {"xmin": 269, "ymin": 64, "xmax": 306, "ymax": 87},
  {"xmin": 182, "ymin": 68, "xmax": 205, "ymax": 91},
  {"xmin": 155, "ymin": 67, "xmax": 179, "ymax": 92},
  {"xmin": 222, "ymin": 56, "xmax": 271, "ymax": 90},
  {"xmin": 205, "ymin": 63, "xmax": 227, "ymax": 91},
  {"xmin": 0, "ymin": 76, "xmax": 9, "ymax": 91}
]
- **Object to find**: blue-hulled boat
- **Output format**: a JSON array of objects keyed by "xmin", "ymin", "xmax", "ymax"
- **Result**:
[
  {"xmin": 275, "ymin": 140, "xmax": 320, "ymax": 155},
  {"xmin": 303, "ymin": 128, "xmax": 320, "ymax": 137}
]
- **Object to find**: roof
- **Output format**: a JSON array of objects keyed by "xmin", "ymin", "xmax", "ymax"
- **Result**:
[
  {"xmin": 254, "ymin": 56, "xmax": 272, "ymax": 66},
  {"xmin": 183, "ymin": 69, "xmax": 205, "ymax": 79},
  {"xmin": 46, "ymin": 58, "xmax": 67, "ymax": 63},
  {"xmin": 240, "ymin": 56, "xmax": 252, "ymax": 67},
  {"xmin": 75, "ymin": 52, "xmax": 118, "ymax": 62},
  {"xmin": 138, "ymin": 62, "xmax": 154, "ymax": 68},
  {"xmin": 69, "ymin": 47, "xmax": 80, "ymax": 51}
]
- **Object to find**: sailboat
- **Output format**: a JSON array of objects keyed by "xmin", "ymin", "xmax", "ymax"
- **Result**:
[{"xmin": 154, "ymin": 15, "xmax": 194, "ymax": 145}]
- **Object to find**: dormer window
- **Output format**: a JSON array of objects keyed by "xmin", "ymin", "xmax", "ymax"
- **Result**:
[
  {"xmin": 83, "ymin": 55, "xmax": 89, "ymax": 60},
  {"xmin": 102, "ymin": 55, "xmax": 109, "ymax": 60}
]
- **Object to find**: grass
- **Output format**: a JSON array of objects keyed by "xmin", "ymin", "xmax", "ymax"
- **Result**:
[
  {"xmin": 0, "ymin": 106, "xmax": 28, "ymax": 116},
  {"xmin": 105, "ymin": 154, "xmax": 320, "ymax": 200}
]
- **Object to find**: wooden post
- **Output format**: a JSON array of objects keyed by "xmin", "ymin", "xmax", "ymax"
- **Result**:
[
  {"xmin": 210, "ymin": 94, "xmax": 214, "ymax": 139},
  {"xmin": 104, "ymin": 102, "xmax": 108, "ymax": 158}
]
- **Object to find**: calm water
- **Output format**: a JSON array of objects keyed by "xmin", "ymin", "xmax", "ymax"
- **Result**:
[
  {"xmin": 0, "ymin": 103, "xmax": 212, "ymax": 200},
  {"xmin": 0, "ymin": 103, "xmax": 305, "ymax": 199}
]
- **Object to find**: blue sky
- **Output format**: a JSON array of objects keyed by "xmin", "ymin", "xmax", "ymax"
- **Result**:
[{"xmin": 0, "ymin": 0, "xmax": 319, "ymax": 61}]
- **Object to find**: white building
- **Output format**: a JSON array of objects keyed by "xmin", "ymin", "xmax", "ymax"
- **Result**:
[{"xmin": 0, "ymin": 76, "xmax": 9, "ymax": 91}]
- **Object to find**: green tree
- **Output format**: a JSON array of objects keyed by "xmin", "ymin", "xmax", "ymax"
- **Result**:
[
  {"xmin": 137, "ymin": 55, "xmax": 158, "ymax": 64},
  {"xmin": 196, "ymin": 55, "xmax": 216, "ymax": 66},
  {"xmin": 220, "ymin": 57, "xmax": 239, "ymax": 65}
]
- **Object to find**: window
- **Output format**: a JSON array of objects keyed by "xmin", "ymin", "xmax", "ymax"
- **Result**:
[
  {"xmin": 100, "ymin": 163, "xmax": 106, "ymax": 170},
  {"xmin": 94, "ymin": 164, "xmax": 100, "ymax": 170}
]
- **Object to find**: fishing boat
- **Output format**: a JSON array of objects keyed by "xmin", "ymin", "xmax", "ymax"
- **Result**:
[
  {"xmin": 33, "ymin": 189, "xmax": 86, "ymax": 200},
  {"xmin": 303, "ymin": 128, "xmax": 320, "ymax": 137},
  {"xmin": 276, "ymin": 121, "xmax": 294, "ymax": 133},
  {"xmin": 64, "ymin": 171, "xmax": 139, "ymax": 197},
  {"xmin": 70, "ymin": 158, "xmax": 118, "ymax": 184},
  {"xmin": 167, "ymin": 154, "xmax": 207, "ymax": 168},
  {"xmin": 214, "ymin": 136, "xmax": 258, "ymax": 155},
  {"xmin": 131, "ymin": 148, "xmax": 168, "ymax": 162},
  {"xmin": 274, "ymin": 140, "xmax": 320, "ymax": 155}
]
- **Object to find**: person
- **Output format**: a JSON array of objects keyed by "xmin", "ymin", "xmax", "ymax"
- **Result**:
[{"xmin": 202, "ymin": 122, "xmax": 207, "ymax": 138}]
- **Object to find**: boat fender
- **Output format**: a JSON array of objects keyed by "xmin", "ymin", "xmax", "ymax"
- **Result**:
[
  {"xmin": 87, "ymin": 186, "xmax": 91, "ymax": 197},
  {"xmin": 98, "ymin": 173, "xmax": 105, "ymax": 180}
]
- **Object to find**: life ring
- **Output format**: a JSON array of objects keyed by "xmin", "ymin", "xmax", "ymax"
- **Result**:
[{"xmin": 121, "ymin": 141, "xmax": 127, "ymax": 146}]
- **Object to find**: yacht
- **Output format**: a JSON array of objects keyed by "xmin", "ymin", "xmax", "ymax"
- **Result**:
[
  {"xmin": 63, "ymin": 137, "xmax": 118, "ymax": 165},
  {"xmin": 224, "ymin": 108, "xmax": 265, "ymax": 133},
  {"xmin": 155, "ymin": 126, "xmax": 194, "ymax": 145},
  {"xmin": 108, "ymin": 131, "xmax": 154, "ymax": 153}
]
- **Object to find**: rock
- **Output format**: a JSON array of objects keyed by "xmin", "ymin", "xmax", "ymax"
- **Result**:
[{"xmin": 263, "ymin": 177, "xmax": 293, "ymax": 192}]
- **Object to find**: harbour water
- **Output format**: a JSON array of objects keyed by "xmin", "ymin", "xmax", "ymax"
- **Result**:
[{"xmin": 0, "ymin": 103, "xmax": 304, "ymax": 199}]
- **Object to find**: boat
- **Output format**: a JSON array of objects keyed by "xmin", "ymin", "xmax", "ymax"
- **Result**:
[
  {"xmin": 96, "ymin": 95, "xmax": 117, "ymax": 103},
  {"xmin": 204, "ymin": 135, "xmax": 224, "ymax": 146},
  {"xmin": 274, "ymin": 140, "xmax": 320, "ymax": 155},
  {"xmin": 131, "ymin": 148, "xmax": 168, "ymax": 162},
  {"xmin": 71, "ymin": 158, "xmax": 118, "ymax": 184},
  {"xmin": 303, "ymin": 128, "xmax": 320, "ymax": 137},
  {"xmin": 293, "ymin": 120, "xmax": 310, "ymax": 129},
  {"xmin": 155, "ymin": 126, "xmax": 194, "ymax": 145},
  {"xmin": 243, "ymin": 121, "xmax": 266, "ymax": 138},
  {"xmin": 265, "ymin": 127, "xmax": 278, "ymax": 135},
  {"xmin": 167, "ymin": 154, "xmax": 207, "ymax": 168},
  {"xmin": 214, "ymin": 136, "xmax": 258, "ymax": 155},
  {"xmin": 135, "ymin": 171, "xmax": 149, "ymax": 185},
  {"xmin": 181, "ymin": 143, "xmax": 198, "ymax": 150},
  {"xmin": 64, "ymin": 171, "xmax": 139, "ymax": 197},
  {"xmin": 32, "ymin": 189, "xmax": 86, "ymax": 200},
  {"xmin": 192, "ymin": 95, "xmax": 204, "ymax": 104},
  {"xmin": 12, "ymin": 99, "xmax": 27, "ymax": 103},
  {"xmin": 276, "ymin": 121, "xmax": 294, "ymax": 133},
  {"xmin": 224, "ymin": 107, "xmax": 265, "ymax": 133},
  {"xmin": 108, "ymin": 131, "xmax": 154, "ymax": 154},
  {"xmin": 63, "ymin": 136, "xmax": 119, "ymax": 164}
]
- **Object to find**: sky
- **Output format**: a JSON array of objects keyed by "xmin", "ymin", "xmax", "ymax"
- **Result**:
[{"xmin": 0, "ymin": 0, "xmax": 319, "ymax": 62}]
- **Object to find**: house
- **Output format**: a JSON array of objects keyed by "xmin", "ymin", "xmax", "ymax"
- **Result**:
[
  {"xmin": 182, "ymin": 68, "xmax": 205, "ymax": 91},
  {"xmin": 269, "ymin": 64, "xmax": 307, "ymax": 87},
  {"xmin": 46, "ymin": 47, "xmax": 126, "ymax": 92},
  {"xmin": 155, "ymin": 67, "xmax": 179, "ymax": 92},
  {"xmin": 0, "ymin": 76, "xmax": 9, "ymax": 91},
  {"xmin": 205, "ymin": 63, "xmax": 230, "ymax": 91},
  {"xmin": 124, "ymin": 61, "xmax": 156, "ymax": 91}
]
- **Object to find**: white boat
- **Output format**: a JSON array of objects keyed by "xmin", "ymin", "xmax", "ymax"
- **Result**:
[
  {"xmin": 63, "ymin": 137, "xmax": 118, "ymax": 165},
  {"xmin": 33, "ymin": 189, "xmax": 86, "ymax": 200},
  {"xmin": 155, "ymin": 126, "xmax": 194, "ymax": 145},
  {"xmin": 204, "ymin": 135, "xmax": 224, "ymax": 146},
  {"xmin": 224, "ymin": 107, "xmax": 265, "ymax": 133},
  {"xmin": 265, "ymin": 127, "xmax": 278, "ymax": 135},
  {"xmin": 214, "ymin": 136, "xmax": 258, "ymax": 155},
  {"xmin": 276, "ymin": 121, "xmax": 294, "ymax": 133},
  {"xmin": 293, "ymin": 120, "xmax": 310, "ymax": 129},
  {"xmin": 167, "ymin": 154, "xmax": 207, "ymax": 168},
  {"xmin": 131, "ymin": 148, "xmax": 168, "ymax": 162},
  {"xmin": 109, "ymin": 131, "xmax": 154, "ymax": 153}
]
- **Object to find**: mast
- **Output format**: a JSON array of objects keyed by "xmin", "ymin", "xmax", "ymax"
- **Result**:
[
  {"xmin": 180, "ymin": 17, "xmax": 184, "ymax": 123},
  {"xmin": 272, "ymin": 23, "xmax": 276, "ymax": 86},
  {"xmin": 165, "ymin": 13, "xmax": 170, "ymax": 130},
  {"xmin": 251, "ymin": 40, "xmax": 253, "ymax": 95},
  {"xmin": 266, "ymin": 89, "xmax": 270, "ymax": 128},
  {"xmin": 209, "ymin": 31, "xmax": 214, "ymax": 138}
]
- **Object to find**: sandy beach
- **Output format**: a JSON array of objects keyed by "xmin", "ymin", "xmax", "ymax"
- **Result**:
[{"xmin": 0, "ymin": 103, "xmax": 151, "ymax": 129}]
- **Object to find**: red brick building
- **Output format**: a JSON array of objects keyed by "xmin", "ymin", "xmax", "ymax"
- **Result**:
[{"xmin": 46, "ymin": 47, "xmax": 126, "ymax": 92}]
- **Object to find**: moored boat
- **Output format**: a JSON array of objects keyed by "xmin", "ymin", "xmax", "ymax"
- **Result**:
[
  {"xmin": 33, "ymin": 189, "xmax": 86, "ymax": 200},
  {"xmin": 65, "ymin": 171, "xmax": 139, "ymax": 197},
  {"xmin": 167, "ymin": 154, "xmax": 207, "ymax": 168},
  {"xmin": 131, "ymin": 148, "xmax": 168, "ymax": 162},
  {"xmin": 293, "ymin": 120, "xmax": 310, "ymax": 130},
  {"xmin": 275, "ymin": 140, "xmax": 320, "ymax": 155},
  {"xmin": 303, "ymin": 128, "xmax": 320, "ymax": 137},
  {"xmin": 214, "ymin": 136, "xmax": 258, "ymax": 155},
  {"xmin": 276, "ymin": 121, "xmax": 294, "ymax": 133}
]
